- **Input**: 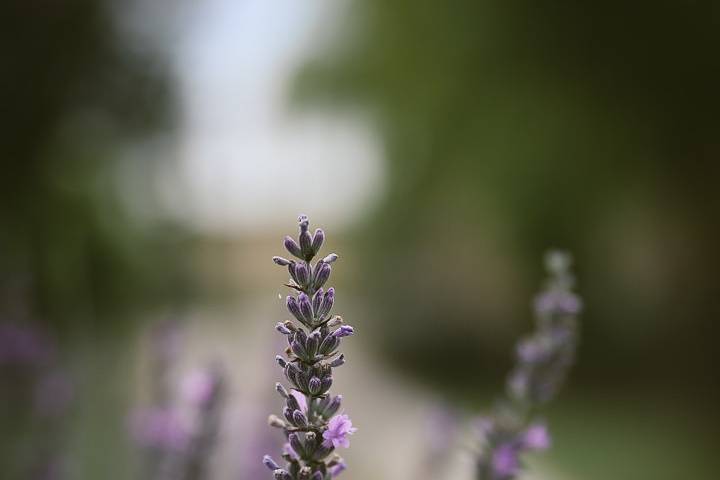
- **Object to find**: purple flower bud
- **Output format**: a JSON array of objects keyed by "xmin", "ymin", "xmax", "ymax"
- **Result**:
[
  {"xmin": 276, "ymin": 322, "xmax": 292, "ymax": 335},
  {"xmin": 311, "ymin": 229, "xmax": 325, "ymax": 254},
  {"xmin": 294, "ymin": 328, "xmax": 308, "ymax": 345},
  {"xmin": 293, "ymin": 409, "xmax": 308, "ymax": 427},
  {"xmin": 295, "ymin": 263, "xmax": 310, "ymax": 287},
  {"xmin": 284, "ymin": 236, "xmax": 303, "ymax": 259},
  {"xmin": 298, "ymin": 214, "xmax": 309, "ymax": 232},
  {"xmin": 276, "ymin": 383, "xmax": 289, "ymax": 398},
  {"xmin": 274, "ymin": 469, "xmax": 292, "ymax": 480},
  {"xmin": 283, "ymin": 442, "xmax": 300, "ymax": 461},
  {"xmin": 329, "ymin": 460, "xmax": 347, "ymax": 477},
  {"xmin": 299, "ymin": 230, "xmax": 313, "ymax": 259},
  {"xmin": 286, "ymin": 296, "xmax": 305, "ymax": 324},
  {"xmin": 311, "ymin": 471, "xmax": 323, "ymax": 480},
  {"xmin": 308, "ymin": 377, "xmax": 322, "ymax": 395},
  {"xmin": 298, "ymin": 293, "xmax": 314, "ymax": 324},
  {"xmin": 284, "ymin": 406, "xmax": 295, "ymax": 424},
  {"xmin": 320, "ymin": 375, "xmax": 333, "ymax": 393},
  {"xmin": 285, "ymin": 365, "xmax": 298, "ymax": 386},
  {"xmin": 268, "ymin": 415, "xmax": 286, "ymax": 428},
  {"xmin": 291, "ymin": 341, "xmax": 308, "ymax": 360},
  {"xmin": 288, "ymin": 262, "xmax": 298, "ymax": 283},
  {"xmin": 289, "ymin": 433, "xmax": 305, "ymax": 458},
  {"xmin": 313, "ymin": 263, "xmax": 331, "ymax": 290},
  {"xmin": 322, "ymin": 253, "xmax": 338, "ymax": 264},
  {"xmin": 332, "ymin": 326, "xmax": 354, "ymax": 338},
  {"xmin": 273, "ymin": 256, "xmax": 292, "ymax": 266},
  {"xmin": 276, "ymin": 356, "xmax": 288, "ymax": 368},
  {"xmin": 286, "ymin": 361, "xmax": 301, "ymax": 376},
  {"xmin": 329, "ymin": 354, "xmax": 345, "ymax": 368},
  {"xmin": 306, "ymin": 331, "xmax": 321, "ymax": 357},
  {"xmin": 312, "ymin": 289, "xmax": 324, "ymax": 313},
  {"xmin": 318, "ymin": 287, "xmax": 335, "ymax": 319},
  {"xmin": 290, "ymin": 390, "xmax": 308, "ymax": 412},
  {"xmin": 319, "ymin": 335, "xmax": 340, "ymax": 355},
  {"xmin": 323, "ymin": 395, "xmax": 342, "ymax": 417},
  {"xmin": 263, "ymin": 455, "xmax": 280, "ymax": 470}
]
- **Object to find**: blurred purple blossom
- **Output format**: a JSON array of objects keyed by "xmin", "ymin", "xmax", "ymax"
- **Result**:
[
  {"xmin": 475, "ymin": 251, "xmax": 581, "ymax": 480},
  {"xmin": 130, "ymin": 408, "xmax": 190, "ymax": 452},
  {"xmin": 0, "ymin": 322, "xmax": 54, "ymax": 366},
  {"xmin": 492, "ymin": 445, "xmax": 520, "ymax": 478},
  {"xmin": 534, "ymin": 290, "xmax": 583, "ymax": 316},
  {"xmin": 522, "ymin": 423, "xmax": 551, "ymax": 451},
  {"xmin": 181, "ymin": 367, "xmax": 222, "ymax": 409}
]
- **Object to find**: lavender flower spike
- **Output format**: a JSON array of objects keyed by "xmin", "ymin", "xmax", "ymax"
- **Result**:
[
  {"xmin": 266, "ymin": 215, "xmax": 356, "ymax": 479},
  {"xmin": 475, "ymin": 250, "xmax": 581, "ymax": 480}
]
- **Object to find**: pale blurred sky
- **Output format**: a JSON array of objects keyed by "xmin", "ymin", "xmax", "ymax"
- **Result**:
[{"xmin": 119, "ymin": 0, "xmax": 384, "ymax": 235}]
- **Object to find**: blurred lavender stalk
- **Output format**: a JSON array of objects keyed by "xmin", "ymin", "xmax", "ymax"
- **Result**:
[
  {"xmin": 130, "ymin": 321, "xmax": 226, "ymax": 480},
  {"xmin": 414, "ymin": 405, "xmax": 461, "ymax": 480},
  {"xmin": 0, "ymin": 322, "xmax": 74, "ymax": 479},
  {"xmin": 475, "ymin": 251, "xmax": 582, "ymax": 480},
  {"xmin": 265, "ymin": 215, "xmax": 355, "ymax": 480},
  {"xmin": 182, "ymin": 365, "xmax": 226, "ymax": 480}
]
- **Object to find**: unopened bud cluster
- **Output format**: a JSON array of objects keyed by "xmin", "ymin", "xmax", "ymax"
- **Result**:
[
  {"xmin": 476, "ymin": 251, "xmax": 582, "ymax": 480},
  {"xmin": 264, "ymin": 216, "xmax": 355, "ymax": 480}
]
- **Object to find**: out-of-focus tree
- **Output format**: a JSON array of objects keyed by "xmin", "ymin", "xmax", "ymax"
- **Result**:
[
  {"xmin": 293, "ymin": 1, "xmax": 720, "ymax": 398},
  {"xmin": 0, "ymin": 0, "xmax": 191, "ymax": 333},
  {"xmin": 1, "ymin": 2, "xmax": 191, "ymax": 478}
]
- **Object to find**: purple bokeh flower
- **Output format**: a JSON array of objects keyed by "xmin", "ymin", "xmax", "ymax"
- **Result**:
[
  {"xmin": 534, "ymin": 290, "xmax": 583, "ymax": 316},
  {"xmin": 522, "ymin": 423, "xmax": 551, "ymax": 451},
  {"xmin": 0, "ymin": 323, "xmax": 54, "ymax": 366},
  {"xmin": 492, "ymin": 444, "xmax": 520, "ymax": 477},
  {"xmin": 130, "ymin": 408, "xmax": 189, "ymax": 452},
  {"xmin": 181, "ymin": 367, "xmax": 222, "ymax": 409},
  {"xmin": 322, "ymin": 414, "xmax": 357, "ymax": 449}
]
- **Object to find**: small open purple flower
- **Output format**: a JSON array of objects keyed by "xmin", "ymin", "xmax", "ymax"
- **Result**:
[{"xmin": 322, "ymin": 414, "xmax": 357, "ymax": 449}]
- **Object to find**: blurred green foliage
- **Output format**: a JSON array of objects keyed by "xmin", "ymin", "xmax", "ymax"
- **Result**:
[
  {"xmin": 1, "ymin": 2, "xmax": 190, "ymax": 478},
  {"xmin": 294, "ymin": 0, "xmax": 720, "ymax": 398},
  {"xmin": 0, "ymin": 0, "xmax": 191, "ymax": 332}
]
